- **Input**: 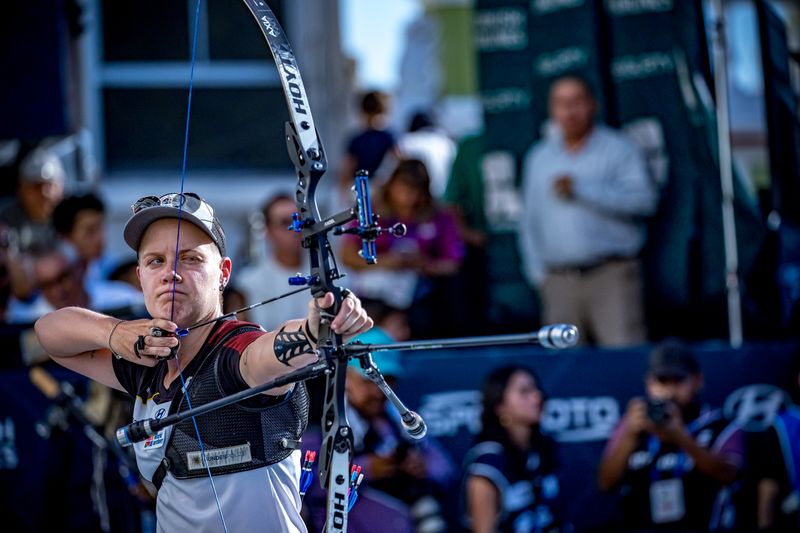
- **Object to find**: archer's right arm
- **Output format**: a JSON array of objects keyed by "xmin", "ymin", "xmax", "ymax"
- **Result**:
[{"xmin": 34, "ymin": 307, "xmax": 177, "ymax": 391}]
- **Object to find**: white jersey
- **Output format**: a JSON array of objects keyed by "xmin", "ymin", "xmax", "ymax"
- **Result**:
[{"xmin": 113, "ymin": 321, "xmax": 308, "ymax": 532}]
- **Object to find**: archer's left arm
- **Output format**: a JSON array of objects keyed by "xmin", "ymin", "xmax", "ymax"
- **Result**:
[{"xmin": 238, "ymin": 292, "xmax": 373, "ymax": 392}]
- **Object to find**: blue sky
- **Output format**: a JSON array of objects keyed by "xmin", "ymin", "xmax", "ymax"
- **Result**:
[{"xmin": 340, "ymin": 0, "xmax": 423, "ymax": 90}]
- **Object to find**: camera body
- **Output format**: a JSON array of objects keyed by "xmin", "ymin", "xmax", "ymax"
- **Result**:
[{"xmin": 645, "ymin": 399, "xmax": 671, "ymax": 425}]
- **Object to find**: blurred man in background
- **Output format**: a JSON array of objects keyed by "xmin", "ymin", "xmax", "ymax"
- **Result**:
[
  {"xmin": 52, "ymin": 192, "xmax": 108, "ymax": 285},
  {"xmin": 519, "ymin": 74, "xmax": 658, "ymax": 347},
  {"xmin": 0, "ymin": 148, "xmax": 65, "ymax": 300},
  {"xmin": 238, "ymin": 193, "xmax": 309, "ymax": 331},
  {"xmin": 6, "ymin": 246, "xmax": 143, "ymax": 323},
  {"xmin": 598, "ymin": 341, "xmax": 744, "ymax": 531}
]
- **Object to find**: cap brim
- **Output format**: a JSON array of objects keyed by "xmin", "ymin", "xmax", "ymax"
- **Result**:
[{"xmin": 123, "ymin": 207, "xmax": 218, "ymax": 253}]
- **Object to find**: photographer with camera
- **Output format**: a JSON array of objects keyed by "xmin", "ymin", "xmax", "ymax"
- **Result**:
[{"xmin": 597, "ymin": 341, "xmax": 744, "ymax": 531}]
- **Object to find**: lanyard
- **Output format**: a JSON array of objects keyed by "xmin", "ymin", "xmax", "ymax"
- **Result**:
[{"xmin": 646, "ymin": 418, "xmax": 702, "ymax": 481}]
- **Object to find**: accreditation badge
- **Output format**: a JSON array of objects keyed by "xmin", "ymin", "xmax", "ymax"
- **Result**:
[{"xmin": 650, "ymin": 478, "xmax": 685, "ymax": 523}]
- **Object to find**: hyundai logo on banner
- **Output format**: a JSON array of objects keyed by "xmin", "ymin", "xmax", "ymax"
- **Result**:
[
  {"xmin": 723, "ymin": 384, "xmax": 790, "ymax": 431},
  {"xmin": 418, "ymin": 391, "xmax": 620, "ymax": 443}
]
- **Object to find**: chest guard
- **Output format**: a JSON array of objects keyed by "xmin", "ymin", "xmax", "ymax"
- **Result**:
[{"xmin": 159, "ymin": 326, "xmax": 309, "ymax": 485}]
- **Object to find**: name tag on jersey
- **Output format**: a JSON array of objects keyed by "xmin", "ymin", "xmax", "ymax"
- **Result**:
[
  {"xmin": 187, "ymin": 443, "xmax": 252, "ymax": 471},
  {"xmin": 143, "ymin": 430, "xmax": 166, "ymax": 450},
  {"xmin": 650, "ymin": 478, "xmax": 685, "ymax": 523}
]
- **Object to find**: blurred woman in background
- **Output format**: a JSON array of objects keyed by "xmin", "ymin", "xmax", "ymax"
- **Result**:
[
  {"xmin": 463, "ymin": 365, "xmax": 567, "ymax": 533},
  {"xmin": 342, "ymin": 158, "xmax": 465, "ymax": 338}
]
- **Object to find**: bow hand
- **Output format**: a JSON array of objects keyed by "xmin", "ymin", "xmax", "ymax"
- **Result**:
[{"xmin": 307, "ymin": 291, "xmax": 373, "ymax": 345}]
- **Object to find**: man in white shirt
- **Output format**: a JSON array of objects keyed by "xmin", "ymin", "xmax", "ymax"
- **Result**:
[
  {"xmin": 238, "ymin": 194, "xmax": 310, "ymax": 331},
  {"xmin": 519, "ymin": 74, "xmax": 658, "ymax": 347}
]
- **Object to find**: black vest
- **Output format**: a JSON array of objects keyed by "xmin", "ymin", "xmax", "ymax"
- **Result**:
[{"xmin": 155, "ymin": 325, "xmax": 309, "ymax": 488}]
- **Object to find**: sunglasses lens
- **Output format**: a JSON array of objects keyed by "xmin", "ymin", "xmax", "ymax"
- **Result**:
[
  {"xmin": 131, "ymin": 196, "xmax": 160, "ymax": 214},
  {"xmin": 131, "ymin": 193, "xmax": 211, "ymax": 220},
  {"xmin": 180, "ymin": 194, "xmax": 202, "ymax": 213}
]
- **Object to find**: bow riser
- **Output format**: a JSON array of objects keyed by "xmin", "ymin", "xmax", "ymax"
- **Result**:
[{"xmin": 242, "ymin": 1, "xmax": 351, "ymax": 530}]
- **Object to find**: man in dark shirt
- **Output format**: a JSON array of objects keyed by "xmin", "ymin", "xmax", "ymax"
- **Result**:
[
  {"xmin": 597, "ymin": 341, "xmax": 744, "ymax": 531},
  {"xmin": 750, "ymin": 359, "xmax": 800, "ymax": 530}
]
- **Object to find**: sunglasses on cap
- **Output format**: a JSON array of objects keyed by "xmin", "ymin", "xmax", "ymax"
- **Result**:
[{"xmin": 131, "ymin": 193, "xmax": 215, "ymax": 223}]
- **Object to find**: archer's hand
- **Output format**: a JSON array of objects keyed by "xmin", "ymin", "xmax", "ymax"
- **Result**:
[
  {"xmin": 108, "ymin": 318, "xmax": 179, "ymax": 366},
  {"xmin": 307, "ymin": 291, "xmax": 373, "ymax": 343}
]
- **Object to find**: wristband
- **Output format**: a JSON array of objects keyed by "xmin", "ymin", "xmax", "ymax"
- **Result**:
[{"xmin": 108, "ymin": 320, "xmax": 124, "ymax": 360}]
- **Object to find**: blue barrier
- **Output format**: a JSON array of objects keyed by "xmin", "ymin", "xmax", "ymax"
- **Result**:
[
  {"xmin": 394, "ymin": 340, "xmax": 799, "ymax": 529},
  {"xmin": 0, "ymin": 341, "xmax": 796, "ymax": 530}
]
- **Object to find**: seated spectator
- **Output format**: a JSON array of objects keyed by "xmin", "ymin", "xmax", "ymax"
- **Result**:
[
  {"xmin": 52, "ymin": 192, "xmax": 109, "ymax": 284},
  {"xmin": 341, "ymin": 159, "xmax": 465, "ymax": 338},
  {"xmin": 237, "ymin": 193, "xmax": 309, "ymax": 331},
  {"xmin": 346, "ymin": 346, "xmax": 454, "ymax": 533},
  {"xmin": 597, "ymin": 341, "xmax": 744, "ymax": 531},
  {"xmin": 6, "ymin": 246, "xmax": 143, "ymax": 323},
  {"xmin": 107, "ymin": 257, "xmax": 141, "ymax": 292},
  {"xmin": 360, "ymin": 297, "xmax": 411, "ymax": 342},
  {"xmin": 463, "ymin": 365, "xmax": 565, "ymax": 533},
  {"xmin": 0, "ymin": 148, "xmax": 66, "ymax": 300}
]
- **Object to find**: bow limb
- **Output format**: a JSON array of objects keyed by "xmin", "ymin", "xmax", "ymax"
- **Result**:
[{"xmin": 242, "ymin": 2, "xmax": 352, "ymax": 531}]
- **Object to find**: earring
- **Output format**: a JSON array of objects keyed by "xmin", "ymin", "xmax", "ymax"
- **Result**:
[{"xmin": 499, "ymin": 414, "xmax": 513, "ymax": 427}]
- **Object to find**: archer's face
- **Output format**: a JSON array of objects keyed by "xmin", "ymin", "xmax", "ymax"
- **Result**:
[{"xmin": 136, "ymin": 219, "xmax": 230, "ymax": 326}]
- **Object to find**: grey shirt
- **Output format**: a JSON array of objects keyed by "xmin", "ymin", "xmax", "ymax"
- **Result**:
[{"xmin": 518, "ymin": 125, "xmax": 658, "ymax": 285}]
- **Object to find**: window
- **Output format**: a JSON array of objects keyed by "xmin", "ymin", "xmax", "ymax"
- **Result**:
[{"xmin": 97, "ymin": 0, "xmax": 289, "ymax": 172}]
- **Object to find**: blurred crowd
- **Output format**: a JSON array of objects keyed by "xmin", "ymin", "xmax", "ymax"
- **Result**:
[
  {"xmin": 0, "ymin": 74, "xmax": 790, "ymax": 346},
  {"xmin": 2, "ymin": 73, "xmax": 799, "ymax": 533},
  {"xmin": 299, "ymin": 341, "xmax": 800, "ymax": 532}
]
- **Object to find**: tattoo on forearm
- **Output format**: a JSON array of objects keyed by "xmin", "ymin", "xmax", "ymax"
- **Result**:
[{"xmin": 273, "ymin": 327, "xmax": 313, "ymax": 366}]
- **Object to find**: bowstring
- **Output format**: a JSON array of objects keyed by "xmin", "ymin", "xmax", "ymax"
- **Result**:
[{"xmin": 170, "ymin": 1, "xmax": 229, "ymax": 531}]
